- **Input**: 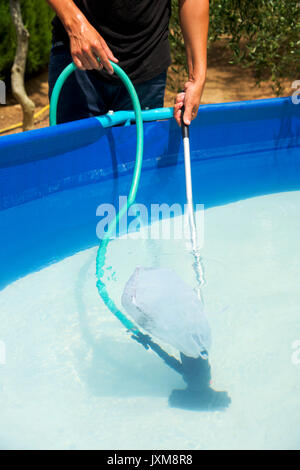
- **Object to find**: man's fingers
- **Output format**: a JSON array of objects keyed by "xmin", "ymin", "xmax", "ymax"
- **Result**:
[
  {"xmin": 73, "ymin": 52, "xmax": 90, "ymax": 70},
  {"xmin": 74, "ymin": 41, "xmax": 114, "ymax": 73},
  {"xmin": 106, "ymin": 51, "xmax": 119, "ymax": 64},
  {"xmin": 174, "ymin": 81, "xmax": 202, "ymax": 127},
  {"xmin": 92, "ymin": 45, "xmax": 114, "ymax": 74},
  {"xmin": 69, "ymin": 21, "xmax": 118, "ymax": 72},
  {"xmin": 174, "ymin": 102, "xmax": 184, "ymax": 115},
  {"xmin": 174, "ymin": 93, "xmax": 197, "ymax": 126},
  {"xmin": 174, "ymin": 101, "xmax": 184, "ymax": 126},
  {"xmin": 174, "ymin": 92, "xmax": 185, "ymax": 126},
  {"xmin": 183, "ymin": 101, "xmax": 199, "ymax": 126},
  {"xmin": 82, "ymin": 48, "xmax": 99, "ymax": 70},
  {"xmin": 71, "ymin": 42, "xmax": 94, "ymax": 70},
  {"xmin": 92, "ymin": 55, "xmax": 104, "ymax": 70},
  {"xmin": 183, "ymin": 107, "xmax": 192, "ymax": 126},
  {"xmin": 72, "ymin": 55, "xmax": 84, "ymax": 70},
  {"xmin": 92, "ymin": 40, "xmax": 115, "ymax": 73},
  {"xmin": 100, "ymin": 55, "xmax": 114, "ymax": 74},
  {"xmin": 101, "ymin": 42, "xmax": 119, "ymax": 63},
  {"xmin": 174, "ymin": 92, "xmax": 185, "ymax": 105}
]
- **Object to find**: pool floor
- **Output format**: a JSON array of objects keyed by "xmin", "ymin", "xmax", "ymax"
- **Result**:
[{"xmin": 0, "ymin": 191, "xmax": 300, "ymax": 449}]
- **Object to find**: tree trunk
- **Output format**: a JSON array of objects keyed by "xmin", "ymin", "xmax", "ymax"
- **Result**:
[{"xmin": 9, "ymin": 0, "xmax": 35, "ymax": 131}]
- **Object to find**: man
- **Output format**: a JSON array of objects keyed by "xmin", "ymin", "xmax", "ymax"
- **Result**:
[
  {"xmin": 47, "ymin": 1, "xmax": 231, "ymax": 411},
  {"xmin": 46, "ymin": 0, "xmax": 209, "ymax": 126}
]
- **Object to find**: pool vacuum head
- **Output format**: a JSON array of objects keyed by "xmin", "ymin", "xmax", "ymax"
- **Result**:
[
  {"xmin": 169, "ymin": 353, "xmax": 231, "ymax": 411},
  {"xmin": 169, "ymin": 387, "xmax": 231, "ymax": 411},
  {"xmin": 123, "ymin": 269, "xmax": 231, "ymax": 412}
]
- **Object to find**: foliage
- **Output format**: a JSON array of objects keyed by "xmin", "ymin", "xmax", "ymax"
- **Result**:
[
  {"xmin": 169, "ymin": 0, "xmax": 300, "ymax": 94},
  {"xmin": 0, "ymin": 0, "xmax": 54, "ymax": 81},
  {"xmin": 1, "ymin": 0, "xmax": 299, "ymax": 94}
]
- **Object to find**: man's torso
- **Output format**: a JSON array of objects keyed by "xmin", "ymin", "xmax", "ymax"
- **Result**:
[{"xmin": 52, "ymin": 0, "xmax": 172, "ymax": 83}]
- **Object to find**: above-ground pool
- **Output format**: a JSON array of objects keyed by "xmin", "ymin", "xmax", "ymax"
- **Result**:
[{"xmin": 0, "ymin": 98, "xmax": 299, "ymax": 450}]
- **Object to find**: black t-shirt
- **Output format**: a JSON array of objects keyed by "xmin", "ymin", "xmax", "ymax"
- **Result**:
[{"xmin": 52, "ymin": 0, "xmax": 172, "ymax": 84}]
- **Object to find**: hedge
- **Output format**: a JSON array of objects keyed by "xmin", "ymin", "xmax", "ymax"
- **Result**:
[
  {"xmin": 1, "ymin": 0, "xmax": 299, "ymax": 93},
  {"xmin": 0, "ymin": 0, "xmax": 54, "ymax": 81},
  {"xmin": 170, "ymin": 0, "xmax": 300, "ymax": 94}
]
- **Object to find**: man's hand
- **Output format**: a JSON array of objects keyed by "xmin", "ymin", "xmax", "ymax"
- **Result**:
[
  {"xmin": 68, "ymin": 15, "xmax": 118, "ymax": 73},
  {"xmin": 175, "ymin": 0, "xmax": 209, "ymax": 126},
  {"xmin": 174, "ymin": 79, "xmax": 205, "ymax": 126},
  {"xmin": 46, "ymin": 0, "xmax": 118, "ymax": 74}
]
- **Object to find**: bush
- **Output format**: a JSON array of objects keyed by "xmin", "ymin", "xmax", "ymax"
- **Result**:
[
  {"xmin": 1, "ymin": 0, "xmax": 298, "ymax": 94},
  {"xmin": 0, "ymin": 0, "xmax": 54, "ymax": 81},
  {"xmin": 169, "ymin": 0, "xmax": 300, "ymax": 94}
]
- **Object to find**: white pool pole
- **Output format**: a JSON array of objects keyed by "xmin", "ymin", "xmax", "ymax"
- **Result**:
[{"xmin": 181, "ymin": 107, "xmax": 205, "ymax": 300}]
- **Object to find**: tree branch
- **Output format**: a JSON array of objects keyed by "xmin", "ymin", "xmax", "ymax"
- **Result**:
[{"xmin": 9, "ymin": 0, "xmax": 35, "ymax": 131}]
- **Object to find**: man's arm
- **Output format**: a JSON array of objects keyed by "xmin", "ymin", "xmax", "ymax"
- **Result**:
[
  {"xmin": 174, "ymin": 0, "xmax": 209, "ymax": 126},
  {"xmin": 46, "ymin": 0, "xmax": 118, "ymax": 73}
]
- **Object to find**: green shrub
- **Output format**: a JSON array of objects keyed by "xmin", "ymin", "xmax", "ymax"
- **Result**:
[
  {"xmin": 169, "ymin": 0, "xmax": 300, "ymax": 94},
  {"xmin": 1, "ymin": 0, "xmax": 298, "ymax": 94},
  {"xmin": 0, "ymin": 0, "xmax": 54, "ymax": 81}
]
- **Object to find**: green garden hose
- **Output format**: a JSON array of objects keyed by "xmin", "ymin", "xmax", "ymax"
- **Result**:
[{"xmin": 50, "ymin": 61, "xmax": 143, "ymax": 336}]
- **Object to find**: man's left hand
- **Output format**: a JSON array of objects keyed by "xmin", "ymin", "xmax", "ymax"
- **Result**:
[{"xmin": 174, "ymin": 79, "xmax": 205, "ymax": 127}]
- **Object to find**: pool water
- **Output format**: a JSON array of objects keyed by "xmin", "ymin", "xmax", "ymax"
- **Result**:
[{"xmin": 0, "ymin": 190, "xmax": 299, "ymax": 450}]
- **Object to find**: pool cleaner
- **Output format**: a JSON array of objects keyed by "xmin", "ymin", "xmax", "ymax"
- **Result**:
[
  {"xmin": 50, "ymin": 62, "xmax": 230, "ymax": 410},
  {"xmin": 121, "ymin": 266, "xmax": 211, "ymax": 359},
  {"xmin": 167, "ymin": 110, "xmax": 230, "ymax": 410}
]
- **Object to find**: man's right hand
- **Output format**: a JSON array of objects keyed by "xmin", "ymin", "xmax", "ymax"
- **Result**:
[
  {"xmin": 46, "ymin": 0, "xmax": 118, "ymax": 74},
  {"xmin": 68, "ymin": 14, "xmax": 118, "ymax": 74}
]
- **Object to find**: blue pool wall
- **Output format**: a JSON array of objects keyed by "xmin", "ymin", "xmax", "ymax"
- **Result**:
[{"xmin": 0, "ymin": 97, "xmax": 299, "ymax": 289}]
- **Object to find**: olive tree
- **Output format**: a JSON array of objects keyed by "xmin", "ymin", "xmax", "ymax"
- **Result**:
[{"xmin": 170, "ymin": 0, "xmax": 300, "ymax": 94}]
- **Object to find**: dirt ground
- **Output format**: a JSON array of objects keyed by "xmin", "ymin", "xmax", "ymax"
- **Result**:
[{"xmin": 0, "ymin": 42, "xmax": 292, "ymax": 137}]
